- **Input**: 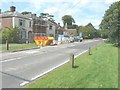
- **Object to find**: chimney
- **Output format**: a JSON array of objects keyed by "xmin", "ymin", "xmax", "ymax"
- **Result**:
[
  {"xmin": 32, "ymin": 14, "xmax": 36, "ymax": 18},
  {"xmin": 10, "ymin": 6, "xmax": 16, "ymax": 12}
]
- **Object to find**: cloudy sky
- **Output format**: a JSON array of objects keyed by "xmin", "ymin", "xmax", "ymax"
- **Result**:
[{"xmin": 1, "ymin": 0, "xmax": 119, "ymax": 29}]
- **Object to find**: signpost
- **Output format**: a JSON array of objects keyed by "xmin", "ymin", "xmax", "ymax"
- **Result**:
[{"xmin": 79, "ymin": 32, "xmax": 82, "ymax": 38}]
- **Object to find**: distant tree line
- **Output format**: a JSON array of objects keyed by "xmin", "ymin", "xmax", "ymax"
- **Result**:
[{"xmin": 78, "ymin": 23, "xmax": 101, "ymax": 39}]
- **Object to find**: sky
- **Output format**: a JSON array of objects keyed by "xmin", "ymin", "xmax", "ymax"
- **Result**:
[{"xmin": 0, "ymin": 0, "xmax": 119, "ymax": 29}]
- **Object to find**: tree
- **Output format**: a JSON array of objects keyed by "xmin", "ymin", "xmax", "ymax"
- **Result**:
[
  {"xmin": 40, "ymin": 13, "xmax": 49, "ymax": 19},
  {"xmin": 48, "ymin": 15, "xmax": 55, "ymax": 23},
  {"xmin": 78, "ymin": 23, "xmax": 97, "ymax": 39},
  {"xmin": 62, "ymin": 15, "xmax": 75, "ymax": 28},
  {"xmin": 40, "ymin": 13, "xmax": 55, "ymax": 22},
  {"xmin": 1, "ymin": 27, "xmax": 20, "ymax": 43},
  {"xmin": 99, "ymin": 1, "xmax": 120, "ymax": 45},
  {"xmin": 21, "ymin": 11, "xmax": 32, "ymax": 15}
]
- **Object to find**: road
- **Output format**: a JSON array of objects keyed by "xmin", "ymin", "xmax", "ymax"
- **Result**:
[{"xmin": 0, "ymin": 39, "xmax": 103, "ymax": 88}]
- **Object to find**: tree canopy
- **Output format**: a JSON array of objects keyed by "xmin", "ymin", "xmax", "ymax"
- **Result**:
[
  {"xmin": 62, "ymin": 15, "xmax": 75, "ymax": 28},
  {"xmin": 21, "ymin": 11, "xmax": 32, "ymax": 15},
  {"xmin": 78, "ymin": 23, "xmax": 100, "ymax": 39},
  {"xmin": 99, "ymin": 1, "xmax": 120, "ymax": 45}
]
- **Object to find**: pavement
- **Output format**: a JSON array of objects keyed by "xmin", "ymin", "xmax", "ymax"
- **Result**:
[{"xmin": 0, "ymin": 39, "xmax": 104, "ymax": 88}]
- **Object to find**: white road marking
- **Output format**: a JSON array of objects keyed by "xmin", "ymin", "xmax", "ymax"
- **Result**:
[
  {"xmin": 1, "ymin": 57, "xmax": 22, "ymax": 63},
  {"xmin": 1, "ymin": 50, "xmax": 41, "ymax": 63},
  {"xmin": 5, "ymin": 67, "xmax": 17, "ymax": 71},
  {"xmin": 20, "ymin": 81, "xmax": 29, "ymax": 86},
  {"xmin": 20, "ymin": 49, "xmax": 88, "ymax": 86},
  {"xmin": 24, "ymin": 51, "xmax": 39, "ymax": 54},
  {"xmin": 74, "ymin": 50, "xmax": 88, "ymax": 58}
]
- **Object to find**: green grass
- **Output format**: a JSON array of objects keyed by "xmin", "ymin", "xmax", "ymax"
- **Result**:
[
  {"xmin": 0, "ymin": 43, "xmax": 38, "ymax": 52},
  {"xmin": 27, "ymin": 43, "xmax": 118, "ymax": 88}
]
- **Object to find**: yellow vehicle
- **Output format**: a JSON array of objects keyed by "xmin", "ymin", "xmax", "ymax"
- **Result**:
[{"xmin": 34, "ymin": 36, "xmax": 54, "ymax": 46}]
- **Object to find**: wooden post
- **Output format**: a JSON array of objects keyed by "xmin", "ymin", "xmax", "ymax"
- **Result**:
[
  {"xmin": 70, "ymin": 53, "xmax": 74, "ymax": 68},
  {"xmin": 6, "ymin": 39, "xmax": 9, "ymax": 50},
  {"xmin": 89, "ymin": 47, "xmax": 91, "ymax": 55}
]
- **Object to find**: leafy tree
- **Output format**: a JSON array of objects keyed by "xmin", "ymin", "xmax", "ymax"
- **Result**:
[
  {"xmin": 62, "ymin": 15, "xmax": 75, "ymax": 28},
  {"xmin": 78, "ymin": 23, "xmax": 97, "ymax": 39},
  {"xmin": 21, "ymin": 11, "xmax": 32, "ymax": 15},
  {"xmin": 40, "ymin": 13, "xmax": 49, "ymax": 19},
  {"xmin": 1, "ymin": 27, "xmax": 20, "ymax": 43},
  {"xmin": 40, "ymin": 13, "xmax": 55, "ymax": 23},
  {"xmin": 48, "ymin": 15, "xmax": 55, "ymax": 23},
  {"xmin": 99, "ymin": 1, "xmax": 120, "ymax": 45},
  {"xmin": 1, "ymin": 28, "xmax": 11, "ymax": 41}
]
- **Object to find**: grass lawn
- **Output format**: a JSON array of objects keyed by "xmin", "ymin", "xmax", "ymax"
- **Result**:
[
  {"xmin": 0, "ymin": 43, "xmax": 38, "ymax": 52},
  {"xmin": 27, "ymin": 43, "xmax": 118, "ymax": 88}
]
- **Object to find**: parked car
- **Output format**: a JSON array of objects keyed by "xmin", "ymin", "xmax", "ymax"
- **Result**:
[
  {"xmin": 64, "ymin": 36, "xmax": 70, "ymax": 43},
  {"xmin": 69, "ymin": 36, "xmax": 74, "ymax": 43},
  {"xmin": 74, "ymin": 36, "xmax": 83, "ymax": 42}
]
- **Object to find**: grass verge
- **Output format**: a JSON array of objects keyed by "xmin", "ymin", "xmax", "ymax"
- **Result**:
[
  {"xmin": 0, "ymin": 43, "xmax": 38, "ymax": 52},
  {"xmin": 27, "ymin": 43, "xmax": 118, "ymax": 88}
]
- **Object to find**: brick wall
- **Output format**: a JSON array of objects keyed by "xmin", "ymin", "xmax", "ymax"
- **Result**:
[{"xmin": 1, "ymin": 17, "xmax": 13, "ymax": 28}]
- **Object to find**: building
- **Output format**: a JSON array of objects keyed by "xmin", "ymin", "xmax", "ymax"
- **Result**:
[
  {"xmin": 0, "ymin": 6, "xmax": 33, "ymax": 43},
  {"xmin": 0, "ymin": 6, "xmax": 64, "ymax": 43},
  {"xmin": 32, "ymin": 16, "xmax": 63, "ymax": 40},
  {"xmin": 62, "ymin": 23, "xmax": 77, "ymax": 36},
  {"xmin": 46, "ymin": 20, "xmax": 56, "ymax": 37},
  {"xmin": 63, "ymin": 29, "xmax": 76, "ymax": 36},
  {"xmin": 31, "ymin": 14, "xmax": 48, "ymax": 36}
]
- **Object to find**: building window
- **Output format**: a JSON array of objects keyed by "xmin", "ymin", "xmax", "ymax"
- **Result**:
[
  {"xmin": 19, "ymin": 19, "xmax": 22, "ymax": 26},
  {"xmin": 19, "ymin": 19, "xmax": 25, "ymax": 27},
  {"xmin": 29, "ymin": 21, "xmax": 31, "ymax": 27},
  {"xmin": 49, "ymin": 25, "xmax": 52, "ymax": 30}
]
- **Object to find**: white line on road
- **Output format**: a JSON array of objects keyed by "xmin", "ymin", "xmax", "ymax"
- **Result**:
[
  {"xmin": 20, "ymin": 81, "xmax": 29, "ymax": 86},
  {"xmin": 1, "ymin": 57, "xmax": 22, "ymax": 63},
  {"xmin": 74, "ymin": 50, "xmax": 88, "ymax": 58},
  {"xmin": 20, "ymin": 49, "xmax": 88, "ymax": 86}
]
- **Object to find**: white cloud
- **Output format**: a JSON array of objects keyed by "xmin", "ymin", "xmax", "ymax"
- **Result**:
[
  {"xmin": 29, "ymin": 0, "xmax": 43, "ymax": 11},
  {"xmin": 1, "ymin": 0, "xmax": 44, "ymax": 12},
  {"xmin": 2, "ymin": 0, "xmax": 116, "ymax": 28},
  {"xmin": 76, "ymin": 19, "xmax": 101, "ymax": 29},
  {"xmin": 105, "ymin": 0, "xmax": 120, "ymax": 4},
  {"xmin": 43, "ymin": 7, "xmax": 58, "ymax": 14}
]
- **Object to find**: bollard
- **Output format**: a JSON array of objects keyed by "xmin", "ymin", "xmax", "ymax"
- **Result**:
[
  {"xmin": 6, "ymin": 39, "xmax": 9, "ymax": 50},
  {"xmin": 70, "ymin": 53, "xmax": 74, "ymax": 68},
  {"xmin": 89, "ymin": 47, "xmax": 91, "ymax": 55}
]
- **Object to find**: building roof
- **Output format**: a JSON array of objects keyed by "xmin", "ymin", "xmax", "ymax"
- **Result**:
[
  {"xmin": 0, "ymin": 11, "xmax": 31, "ymax": 20},
  {"xmin": 64, "ymin": 29, "xmax": 76, "ymax": 35}
]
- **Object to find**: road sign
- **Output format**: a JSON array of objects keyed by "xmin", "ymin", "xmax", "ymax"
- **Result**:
[{"xmin": 79, "ymin": 32, "xmax": 82, "ymax": 37}]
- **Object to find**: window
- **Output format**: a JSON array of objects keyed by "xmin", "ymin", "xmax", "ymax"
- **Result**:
[
  {"xmin": 19, "ymin": 19, "xmax": 22, "ymax": 26},
  {"xmin": 49, "ymin": 25, "xmax": 52, "ymax": 30},
  {"xmin": 19, "ymin": 19, "xmax": 25, "ymax": 27},
  {"xmin": 29, "ymin": 21, "xmax": 31, "ymax": 27}
]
